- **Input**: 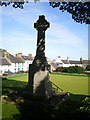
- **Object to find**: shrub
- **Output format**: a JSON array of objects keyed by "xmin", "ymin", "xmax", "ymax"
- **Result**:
[
  {"xmin": 56, "ymin": 66, "xmax": 85, "ymax": 74},
  {"xmin": 56, "ymin": 67, "xmax": 64, "ymax": 72},
  {"xmin": 86, "ymin": 65, "xmax": 90, "ymax": 71},
  {"xmin": 67, "ymin": 66, "xmax": 85, "ymax": 74}
]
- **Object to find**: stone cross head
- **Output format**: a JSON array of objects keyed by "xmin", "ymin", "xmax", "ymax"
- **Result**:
[{"xmin": 34, "ymin": 15, "xmax": 50, "ymax": 31}]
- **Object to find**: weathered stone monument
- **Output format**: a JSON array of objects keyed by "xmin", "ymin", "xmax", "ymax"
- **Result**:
[
  {"xmin": 28, "ymin": 15, "xmax": 54, "ymax": 98},
  {"xmin": 6, "ymin": 15, "xmax": 70, "ymax": 120}
]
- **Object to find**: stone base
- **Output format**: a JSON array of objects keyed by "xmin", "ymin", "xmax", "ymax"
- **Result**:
[
  {"xmin": 33, "ymin": 70, "xmax": 54, "ymax": 98},
  {"xmin": 28, "ymin": 62, "xmax": 54, "ymax": 98}
]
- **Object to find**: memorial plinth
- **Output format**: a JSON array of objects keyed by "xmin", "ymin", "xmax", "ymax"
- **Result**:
[{"xmin": 28, "ymin": 15, "xmax": 54, "ymax": 98}]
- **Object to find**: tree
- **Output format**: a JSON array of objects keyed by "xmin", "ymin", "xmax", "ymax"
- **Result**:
[
  {"xmin": 49, "ymin": 1, "xmax": 90, "ymax": 24},
  {"xmin": 0, "ymin": 0, "xmax": 90, "ymax": 24}
]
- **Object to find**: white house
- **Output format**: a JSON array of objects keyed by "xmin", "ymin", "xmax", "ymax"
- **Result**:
[
  {"xmin": 69, "ymin": 60, "xmax": 83, "ymax": 67},
  {"xmin": 50, "ymin": 56, "xmax": 84, "ymax": 72},
  {"xmin": 0, "ymin": 50, "xmax": 34, "ymax": 74},
  {"xmin": 0, "ymin": 57, "xmax": 11, "ymax": 75},
  {"xmin": 1, "ymin": 52, "xmax": 25, "ymax": 73},
  {"xmin": 6, "ymin": 54, "xmax": 25, "ymax": 73},
  {"xmin": 56, "ymin": 56, "xmax": 63, "ymax": 66},
  {"xmin": 55, "ymin": 56, "xmax": 70, "ymax": 67},
  {"xmin": 16, "ymin": 53, "xmax": 33, "ymax": 72}
]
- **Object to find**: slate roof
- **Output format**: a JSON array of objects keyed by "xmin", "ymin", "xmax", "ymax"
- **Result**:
[
  {"xmin": 50, "ymin": 63, "xmax": 59, "ymax": 68},
  {"xmin": 82, "ymin": 60, "xmax": 90, "ymax": 65},
  {"xmin": 62, "ymin": 60, "xmax": 70, "ymax": 64},
  {"xmin": 69, "ymin": 60, "xmax": 82, "ymax": 64},
  {"xmin": 22, "ymin": 56, "xmax": 33, "ymax": 60},
  {"xmin": 7, "ymin": 54, "xmax": 25, "ymax": 63},
  {"xmin": 0, "ymin": 58, "xmax": 11, "ymax": 65}
]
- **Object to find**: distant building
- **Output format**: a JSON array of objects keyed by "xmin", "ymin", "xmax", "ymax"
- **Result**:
[
  {"xmin": 0, "ymin": 48, "xmax": 7, "ymax": 57},
  {"xmin": 0, "ymin": 57, "xmax": 11, "ymax": 75},
  {"xmin": 16, "ymin": 53, "xmax": 33, "ymax": 72},
  {"xmin": 50, "ymin": 56, "xmax": 89, "ymax": 72},
  {"xmin": 69, "ymin": 60, "xmax": 82, "ymax": 67},
  {"xmin": 0, "ymin": 49, "xmax": 90, "ymax": 74},
  {"xmin": 0, "ymin": 50, "xmax": 34, "ymax": 75},
  {"xmin": 50, "ymin": 63, "xmax": 58, "ymax": 72},
  {"xmin": 7, "ymin": 54, "xmax": 25, "ymax": 73},
  {"xmin": 82, "ymin": 60, "xmax": 90, "ymax": 69}
]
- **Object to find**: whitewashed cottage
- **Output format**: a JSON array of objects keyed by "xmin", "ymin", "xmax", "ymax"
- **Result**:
[
  {"xmin": 16, "ymin": 53, "xmax": 33, "ymax": 72},
  {"xmin": 0, "ymin": 57, "xmax": 11, "ymax": 75}
]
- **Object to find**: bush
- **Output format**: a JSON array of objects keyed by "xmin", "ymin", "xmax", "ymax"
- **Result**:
[
  {"xmin": 67, "ymin": 66, "xmax": 85, "ymax": 74},
  {"xmin": 56, "ymin": 67, "xmax": 65, "ymax": 72},
  {"xmin": 56, "ymin": 66, "xmax": 85, "ymax": 74},
  {"xmin": 86, "ymin": 65, "xmax": 90, "ymax": 71}
]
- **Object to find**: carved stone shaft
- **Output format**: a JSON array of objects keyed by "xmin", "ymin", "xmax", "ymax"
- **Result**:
[{"xmin": 34, "ymin": 15, "xmax": 50, "ymax": 59}]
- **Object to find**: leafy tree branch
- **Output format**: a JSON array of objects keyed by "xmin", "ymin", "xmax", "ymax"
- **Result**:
[{"xmin": 0, "ymin": 0, "xmax": 90, "ymax": 24}]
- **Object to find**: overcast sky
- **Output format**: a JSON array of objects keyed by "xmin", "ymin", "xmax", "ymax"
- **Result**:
[{"xmin": 0, "ymin": 2, "xmax": 88, "ymax": 60}]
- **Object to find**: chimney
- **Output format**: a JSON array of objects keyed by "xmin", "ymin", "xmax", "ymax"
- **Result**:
[
  {"xmin": 58, "ymin": 56, "xmax": 61, "ymax": 58},
  {"xmin": 28, "ymin": 53, "xmax": 32, "ymax": 58},
  {"xmin": 80, "ymin": 57, "xmax": 83, "ymax": 63},
  {"xmin": 16, "ymin": 53, "xmax": 22, "ymax": 57},
  {"xmin": 4, "ymin": 52, "xmax": 9, "ymax": 58},
  {"xmin": 67, "ymin": 57, "xmax": 69, "ymax": 61}
]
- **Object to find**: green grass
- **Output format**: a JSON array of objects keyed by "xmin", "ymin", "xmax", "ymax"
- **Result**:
[
  {"xmin": 2, "ymin": 73, "xmax": 90, "ymax": 119},
  {"xmin": 4, "ymin": 73, "xmax": 89, "ymax": 95},
  {"xmin": 2, "ymin": 103, "xmax": 19, "ymax": 119},
  {"xmin": 50, "ymin": 74, "xmax": 89, "ymax": 95},
  {"xmin": 7, "ymin": 73, "xmax": 28, "ymax": 82}
]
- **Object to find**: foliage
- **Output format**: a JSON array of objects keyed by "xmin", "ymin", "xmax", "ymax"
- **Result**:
[
  {"xmin": 49, "ymin": 1, "xmax": 90, "ymax": 24},
  {"xmin": 56, "ymin": 67, "xmax": 64, "ymax": 72},
  {"xmin": 67, "ymin": 66, "xmax": 85, "ymax": 74},
  {"xmin": 86, "ymin": 65, "xmax": 90, "ymax": 71},
  {"xmin": 80, "ymin": 97, "xmax": 90, "ymax": 113},
  {"xmin": 51, "ymin": 96, "xmax": 90, "ymax": 120},
  {"xmin": 0, "ymin": 1, "xmax": 90, "ymax": 24},
  {"xmin": 56, "ymin": 66, "xmax": 85, "ymax": 74}
]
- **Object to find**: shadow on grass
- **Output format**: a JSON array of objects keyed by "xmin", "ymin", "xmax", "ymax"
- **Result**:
[
  {"xmin": 2, "ymin": 78, "xmax": 27, "ymax": 95},
  {"xmin": 11, "ymin": 94, "xmax": 90, "ymax": 120},
  {"xmin": 2, "ymin": 78, "xmax": 90, "ymax": 120}
]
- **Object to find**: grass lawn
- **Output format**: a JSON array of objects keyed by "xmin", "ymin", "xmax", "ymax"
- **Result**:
[
  {"xmin": 6, "ymin": 73, "xmax": 89, "ymax": 95},
  {"xmin": 2, "ymin": 103, "xmax": 19, "ymax": 119},
  {"xmin": 2, "ymin": 73, "xmax": 90, "ymax": 119},
  {"xmin": 50, "ymin": 73, "xmax": 89, "ymax": 95},
  {"xmin": 7, "ymin": 73, "xmax": 28, "ymax": 82}
]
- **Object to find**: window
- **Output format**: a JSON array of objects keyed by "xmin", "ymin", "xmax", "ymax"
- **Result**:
[
  {"xmin": 22, "ymin": 63, "xmax": 24, "ymax": 67},
  {"xmin": 15, "ymin": 63, "xmax": 16, "ymax": 67},
  {"xmin": 14, "ymin": 68, "xmax": 16, "ymax": 73},
  {"xmin": 0, "ymin": 70, "xmax": 2, "ymax": 74},
  {"xmin": 18, "ymin": 68, "xmax": 20, "ymax": 71},
  {"xmin": 18, "ymin": 63, "xmax": 20, "ymax": 67}
]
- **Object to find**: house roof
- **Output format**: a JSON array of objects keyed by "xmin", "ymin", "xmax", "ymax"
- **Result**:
[
  {"xmin": 82, "ymin": 60, "xmax": 90, "ymax": 65},
  {"xmin": 22, "ymin": 56, "xmax": 33, "ymax": 60},
  {"xmin": 0, "ymin": 58, "xmax": 11, "ymax": 65},
  {"xmin": 50, "ymin": 63, "xmax": 59, "ymax": 69},
  {"xmin": 7, "ymin": 54, "xmax": 25, "ymax": 63},
  {"xmin": 62, "ymin": 60, "xmax": 70, "ymax": 64},
  {"xmin": 69, "ymin": 60, "xmax": 82, "ymax": 64}
]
